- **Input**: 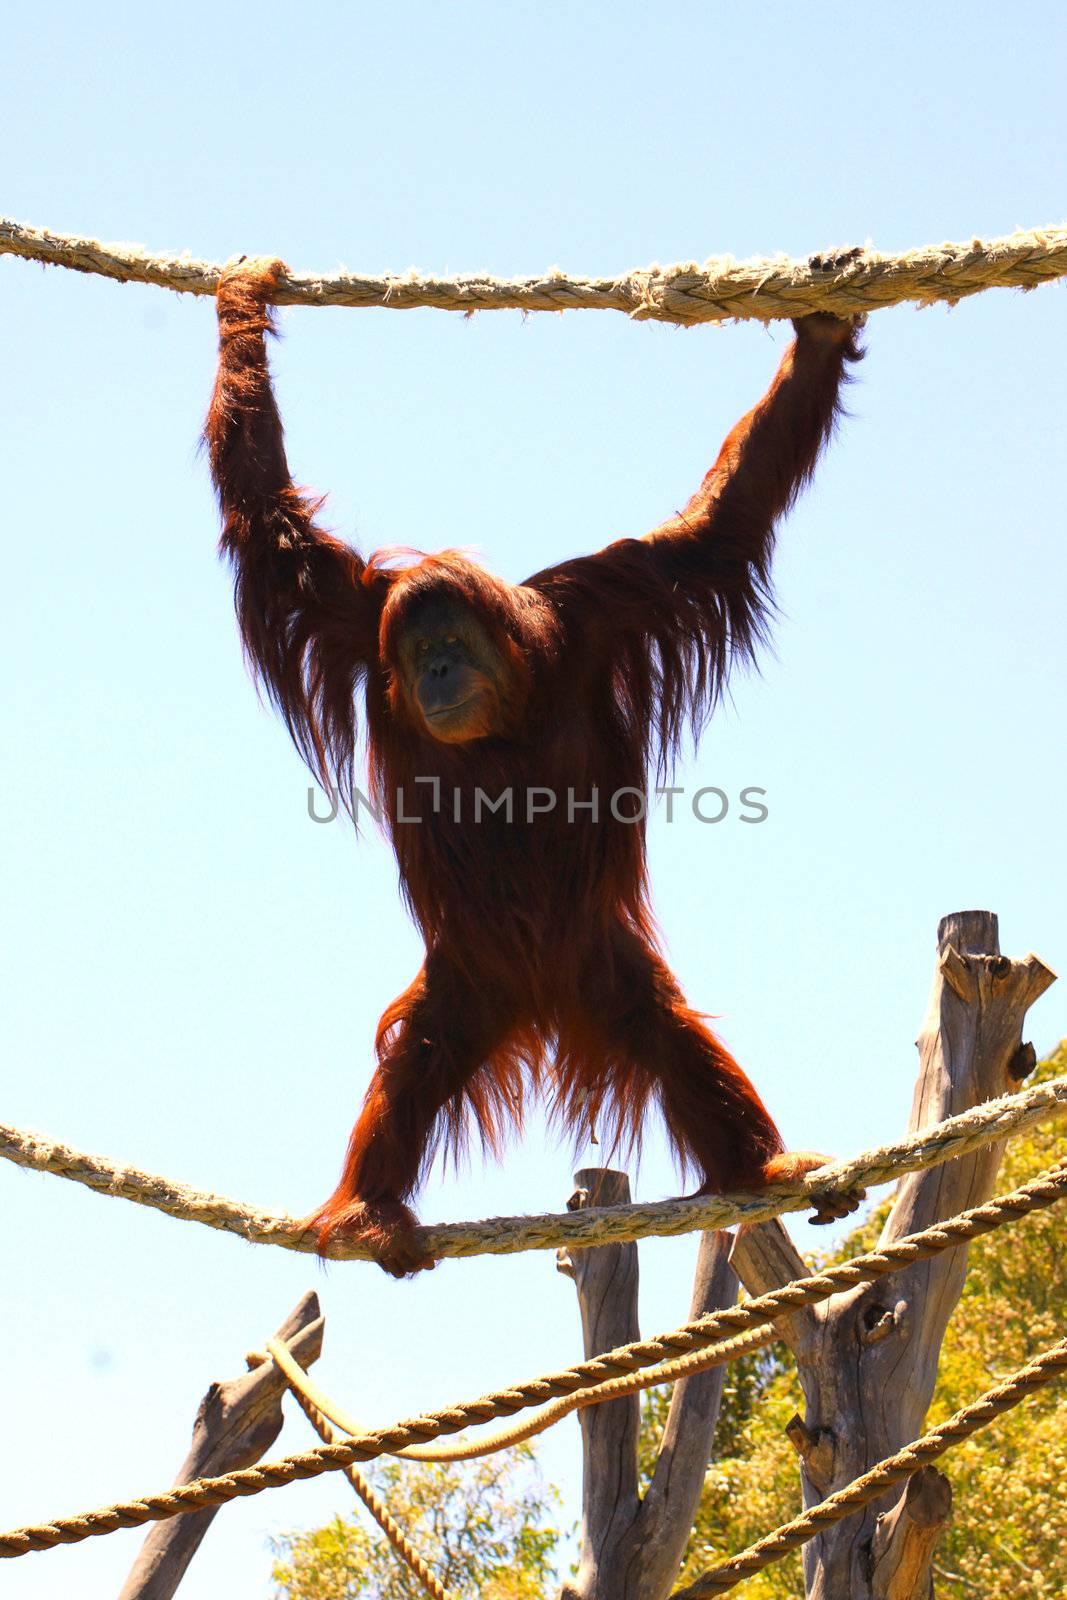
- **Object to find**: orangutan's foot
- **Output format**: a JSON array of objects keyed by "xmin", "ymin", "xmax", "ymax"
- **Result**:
[
  {"xmin": 760, "ymin": 1150, "xmax": 867, "ymax": 1226},
  {"xmin": 307, "ymin": 1197, "xmax": 437, "ymax": 1277}
]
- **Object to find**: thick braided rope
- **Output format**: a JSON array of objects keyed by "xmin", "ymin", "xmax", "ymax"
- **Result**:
[
  {"xmin": 284, "ymin": 1380, "xmax": 454, "ymax": 1600},
  {"xmin": 2, "ymin": 216, "xmax": 1064, "ymax": 325},
  {"xmin": 266, "ymin": 1325, "xmax": 776, "ymax": 1463},
  {"xmin": 3, "ymin": 1075, "xmax": 1065, "ymax": 1263},
  {"xmin": 673, "ymin": 1336, "xmax": 1067, "ymax": 1597},
  {"xmin": 2, "ymin": 1161, "xmax": 1064, "ymax": 1561}
]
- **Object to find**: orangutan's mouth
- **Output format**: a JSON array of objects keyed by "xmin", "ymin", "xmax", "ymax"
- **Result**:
[{"xmin": 426, "ymin": 698, "xmax": 475, "ymax": 720}]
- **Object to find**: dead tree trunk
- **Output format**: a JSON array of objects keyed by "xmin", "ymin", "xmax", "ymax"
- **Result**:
[
  {"xmin": 731, "ymin": 909, "xmax": 1055, "ymax": 1599},
  {"xmin": 558, "ymin": 1168, "xmax": 738, "ymax": 1600},
  {"xmin": 118, "ymin": 1291, "xmax": 324, "ymax": 1600}
]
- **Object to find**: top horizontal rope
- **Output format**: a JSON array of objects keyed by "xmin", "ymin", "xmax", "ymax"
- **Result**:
[
  {"xmin": 2, "ymin": 217, "xmax": 1065, "ymax": 326},
  {"xmin": 2, "ymin": 1075, "xmax": 1065, "ymax": 1262}
]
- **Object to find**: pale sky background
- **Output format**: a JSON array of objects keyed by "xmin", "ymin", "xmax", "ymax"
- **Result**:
[{"xmin": 1, "ymin": 4, "xmax": 1065, "ymax": 1596}]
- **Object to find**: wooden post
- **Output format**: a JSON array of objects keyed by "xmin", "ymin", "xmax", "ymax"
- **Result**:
[
  {"xmin": 731, "ymin": 910, "xmax": 1055, "ymax": 1599},
  {"xmin": 558, "ymin": 1168, "xmax": 739, "ymax": 1600},
  {"xmin": 118, "ymin": 1291, "xmax": 324, "ymax": 1600},
  {"xmin": 558, "ymin": 1168, "xmax": 640, "ymax": 1597},
  {"xmin": 868, "ymin": 1468, "xmax": 953, "ymax": 1599}
]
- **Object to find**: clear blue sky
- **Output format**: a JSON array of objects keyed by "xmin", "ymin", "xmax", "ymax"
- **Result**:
[{"xmin": 1, "ymin": 4, "xmax": 1064, "ymax": 1595}]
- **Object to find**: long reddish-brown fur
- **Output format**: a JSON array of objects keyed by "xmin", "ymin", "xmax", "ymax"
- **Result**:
[{"xmin": 205, "ymin": 259, "xmax": 863, "ymax": 1274}]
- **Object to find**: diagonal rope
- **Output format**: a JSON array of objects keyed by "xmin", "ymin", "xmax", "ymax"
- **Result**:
[
  {"xmin": 265, "ymin": 1325, "xmax": 777, "ymax": 1463},
  {"xmin": 2, "ymin": 216, "xmax": 1065, "ymax": 325},
  {"xmin": 672, "ymin": 1336, "xmax": 1067, "ymax": 1596},
  {"xmin": 284, "ymin": 1381, "xmax": 455, "ymax": 1600},
  {"xmin": 2, "ymin": 1074, "xmax": 1064, "ymax": 1263},
  {"xmin": 2, "ymin": 1159, "xmax": 1065, "ymax": 1561}
]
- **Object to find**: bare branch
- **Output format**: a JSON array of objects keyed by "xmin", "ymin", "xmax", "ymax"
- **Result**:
[{"xmin": 118, "ymin": 1293, "xmax": 323, "ymax": 1600}]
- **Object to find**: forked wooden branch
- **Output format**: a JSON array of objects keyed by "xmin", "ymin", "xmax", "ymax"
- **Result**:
[
  {"xmin": 730, "ymin": 909, "xmax": 1056, "ymax": 1599},
  {"xmin": 117, "ymin": 1293, "xmax": 323, "ymax": 1600}
]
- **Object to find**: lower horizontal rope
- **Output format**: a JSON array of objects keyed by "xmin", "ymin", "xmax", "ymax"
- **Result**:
[
  {"xmin": 672, "ymin": 1335, "xmax": 1067, "ymax": 1597},
  {"xmin": 2, "ymin": 1073, "xmax": 1064, "ymax": 1262},
  {"xmin": 1, "ymin": 1159, "xmax": 1063, "ymax": 1560}
]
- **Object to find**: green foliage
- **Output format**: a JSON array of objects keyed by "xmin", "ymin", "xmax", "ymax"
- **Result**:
[
  {"xmin": 640, "ymin": 1043, "xmax": 1067, "ymax": 1598},
  {"xmin": 270, "ymin": 1445, "xmax": 560, "ymax": 1600}
]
